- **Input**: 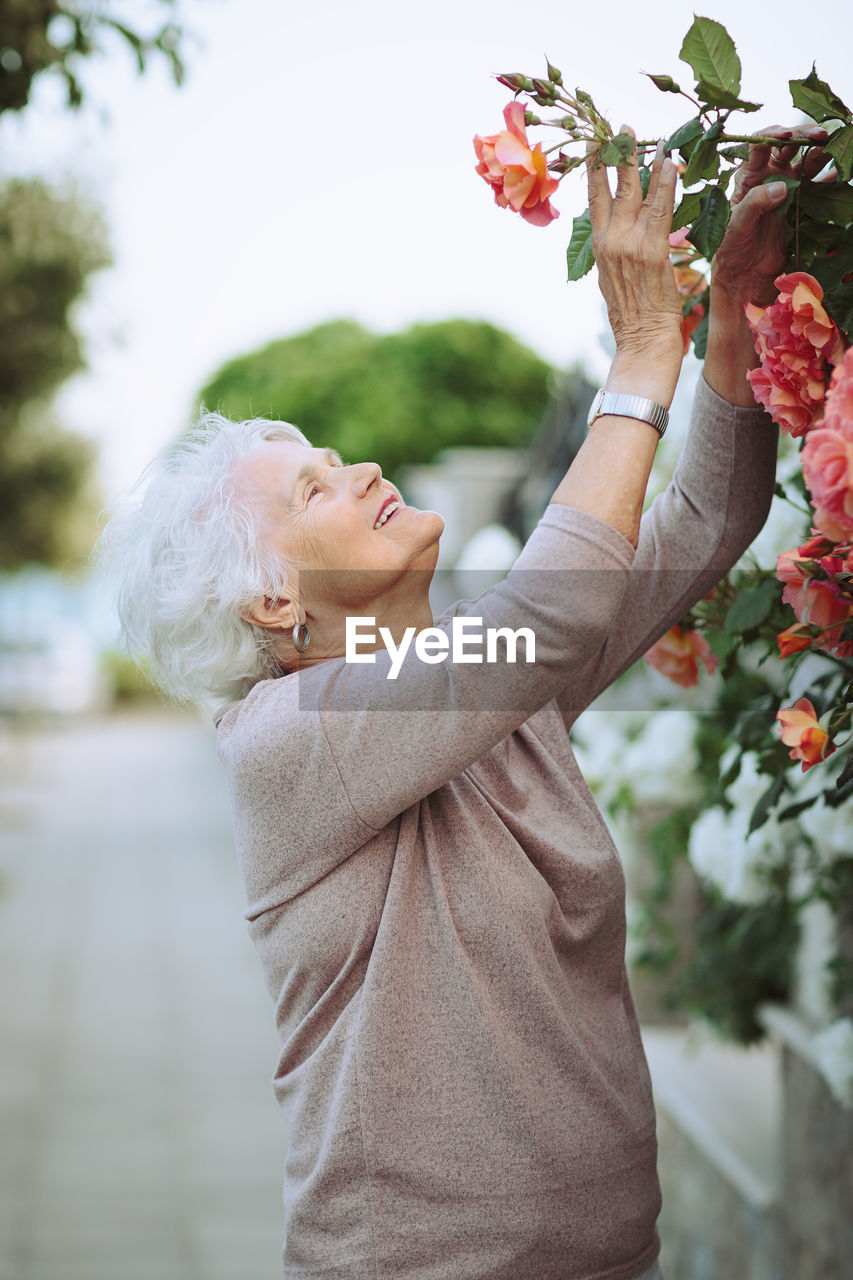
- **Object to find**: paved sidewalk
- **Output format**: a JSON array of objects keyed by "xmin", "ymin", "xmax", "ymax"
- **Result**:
[{"xmin": 0, "ymin": 710, "xmax": 285, "ymax": 1280}]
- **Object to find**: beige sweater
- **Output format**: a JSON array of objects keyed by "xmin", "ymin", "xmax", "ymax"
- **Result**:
[{"xmin": 216, "ymin": 376, "xmax": 778, "ymax": 1280}]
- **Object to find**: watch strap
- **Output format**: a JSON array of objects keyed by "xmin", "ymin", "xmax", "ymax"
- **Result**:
[{"xmin": 586, "ymin": 389, "xmax": 669, "ymax": 438}]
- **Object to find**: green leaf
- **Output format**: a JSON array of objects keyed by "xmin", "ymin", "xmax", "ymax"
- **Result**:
[
  {"xmin": 671, "ymin": 188, "xmax": 702, "ymax": 233},
  {"xmin": 825, "ymin": 125, "xmax": 853, "ymax": 183},
  {"xmin": 836, "ymin": 753, "xmax": 853, "ymax": 792},
  {"xmin": 695, "ymin": 81, "xmax": 761, "ymax": 113},
  {"xmin": 797, "ymin": 181, "xmax": 853, "ymax": 225},
  {"xmin": 723, "ymin": 579, "xmax": 778, "ymax": 634},
  {"xmin": 789, "ymin": 65, "xmax": 852, "ymax": 125},
  {"xmin": 639, "ymin": 165, "xmax": 652, "ymax": 198},
  {"xmin": 748, "ymin": 771, "xmax": 786, "ymax": 836},
  {"xmin": 686, "ymin": 185, "xmax": 731, "ymax": 260},
  {"xmin": 665, "ymin": 117, "xmax": 704, "ymax": 160},
  {"xmin": 646, "ymin": 73, "xmax": 681, "ymax": 94},
  {"xmin": 811, "ymin": 241, "xmax": 853, "ymax": 341},
  {"xmin": 719, "ymin": 143, "xmax": 750, "ymax": 161},
  {"xmin": 734, "ymin": 693, "xmax": 778, "ymax": 751},
  {"xmin": 682, "ymin": 120, "xmax": 724, "ymax": 188},
  {"xmin": 690, "ymin": 309, "xmax": 710, "ymax": 359},
  {"xmin": 566, "ymin": 209, "xmax": 594, "ymax": 282},
  {"xmin": 680, "ymin": 16, "xmax": 742, "ymax": 97},
  {"xmin": 597, "ymin": 132, "xmax": 636, "ymax": 166}
]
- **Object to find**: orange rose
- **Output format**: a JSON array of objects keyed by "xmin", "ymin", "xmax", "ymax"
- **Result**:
[
  {"xmin": 777, "ymin": 623, "xmax": 814, "ymax": 657},
  {"xmin": 474, "ymin": 101, "xmax": 560, "ymax": 227},
  {"xmin": 680, "ymin": 302, "xmax": 706, "ymax": 355},
  {"xmin": 776, "ymin": 697, "xmax": 836, "ymax": 771},
  {"xmin": 644, "ymin": 625, "xmax": 718, "ymax": 687}
]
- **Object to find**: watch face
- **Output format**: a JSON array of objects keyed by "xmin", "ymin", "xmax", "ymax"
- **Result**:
[{"xmin": 586, "ymin": 390, "xmax": 604, "ymax": 427}]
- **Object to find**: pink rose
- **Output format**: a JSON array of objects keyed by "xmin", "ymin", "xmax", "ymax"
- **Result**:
[
  {"xmin": 474, "ymin": 102, "xmax": 560, "ymax": 227},
  {"xmin": 776, "ymin": 541, "xmax": 853, "ymax": 656},
  {"xmin": 802, "ymin": 346, "xmax": 853, "ymax": 540},
  {"xmin": 744, "ymin": 272, "xmax": 844, "ymax": 437},
  {"xmin": 644, "ymin": 625, "xmax": 718, "ymax": 687}
]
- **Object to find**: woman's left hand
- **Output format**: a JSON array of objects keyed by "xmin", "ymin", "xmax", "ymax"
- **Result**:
[
  {"xmin": 586, "ymin": 126, "xmax": 683, "ymax": 376},
  {"xmin": 712, "ymin": 124, "xmax": 830, "ymax": 308}
]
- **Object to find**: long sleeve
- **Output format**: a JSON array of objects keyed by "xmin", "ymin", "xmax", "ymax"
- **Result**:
[
  {"xmin": 556, "ymin": 373, "xmax": 779, "ymax": 726},
  {"xmin": 218, "ymin": 504, "xmax": 635, "ymax": 900}
]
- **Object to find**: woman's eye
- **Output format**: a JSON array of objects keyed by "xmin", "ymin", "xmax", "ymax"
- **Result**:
[{"xmin": 307, "ymin": 484, "xmax": 321, "ymax": 499}]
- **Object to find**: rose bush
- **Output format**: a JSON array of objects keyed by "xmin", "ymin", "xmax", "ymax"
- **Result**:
[{"xmin": 476, "ymin": 17, "xmax": 853, "ymax": 1058}]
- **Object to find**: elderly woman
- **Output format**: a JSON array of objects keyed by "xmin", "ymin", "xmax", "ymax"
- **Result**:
[{"xmin": 103, "ymin": 127, "xmax": 824, "ymax": 1280}]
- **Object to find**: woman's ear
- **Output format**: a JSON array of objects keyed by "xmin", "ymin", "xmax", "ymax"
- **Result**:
[{"xmin": 241, "ymin": 595, "xmax": 300, "ymax": 633}]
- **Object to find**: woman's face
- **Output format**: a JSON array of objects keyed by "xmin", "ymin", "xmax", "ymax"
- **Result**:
[{"xmin": 233, "ymin": 439, "xmax": 445, "ymax": 610}]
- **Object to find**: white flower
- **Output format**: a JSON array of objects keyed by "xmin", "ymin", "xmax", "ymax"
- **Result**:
[
  {"xmin": 724, "ymin": 752, "xmax": 770, "ymax": 812},
  {"xmin": 687, "ymin": 802, "xmax": 792, "ymax": 905},
  {"xmin": 571, "ymin": 709, "xmax": 644, "ymax": 807},
  {"xmin": 619, "ymin": 709, "xmax": 702, "ymax": 807},
  {"xmin": 799, "ymin": 794, "xmax": 853, "ymax": 865},
  {"xmin": 812, "ymin": 1018, "xmax": 853, "ymax": 1109}
]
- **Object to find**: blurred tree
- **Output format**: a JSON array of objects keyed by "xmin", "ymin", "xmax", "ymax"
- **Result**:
[
  {"xmin": 0, "ymin": 178, "xmax": 110, "ymax": 568},
  {"xmin": 0, "ymin": 2, "xmax": 188, "ymax": 567},
  {"xmin": 198, "ymin": 319, "xmax": 552, "ymax": 480},
  {"xmin": 0, "ymin": 0, "xmax": 183, "ymax": 114}
]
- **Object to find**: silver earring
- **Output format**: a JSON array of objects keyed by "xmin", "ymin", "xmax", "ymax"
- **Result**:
[{"xmin": 292, "ymin": 621, "xmax": 310, "ymax": 653}]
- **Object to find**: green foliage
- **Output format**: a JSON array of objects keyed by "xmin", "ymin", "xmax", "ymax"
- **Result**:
[
  {"xmin": 0, "ymin": 0, "xmax": 183, "ymax": 115},
  {"xmin": 0, "ymin": 178, "xmax": 110, "ymax": 568},
  {"xmin": 679, "ymin": 16, "xmax": 744, "ymax": 101},
  {"xmin": 788, "ymin": 66, "xmax": 852, "ymax": 126},
  {"xmin": 686, "ymin": 185, "xmax": 730, "ymax": 260},
  {"xmin": 198, "ymin": 319, "xmax": 552, "ymax": 482},
  {"xmin": 0, "ymin": 409, "xmax": 97, "ymax": 569},
  {"xmin": 101, "ymin": 649, "xmax": 164, "ymax": 703},
  {"xmin": 723, "ymin": 578, "xmax": 778, "ymax": 634},
  {"xmin": 668, "ymin": 893, "xmax": 799, "ymax": 1043},
  {"xmin": 825, "ymin": 125, "xmax": 853, "ymax": 183},
  {"xmin": 565, "ymin": 209, "xmax": 594, "ymax": 281},
  {"xmin": 490, "ymin": 18, "xmax": 853, "ymax": 346}
]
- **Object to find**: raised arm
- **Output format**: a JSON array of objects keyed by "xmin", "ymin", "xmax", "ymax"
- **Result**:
[
  {"xmin": 551, "ymin": 131, "xmax": 683, "ymax": 546},
  {"xmin": 556, "ymin": 125, "xmax": 829, "ymax": 725}
]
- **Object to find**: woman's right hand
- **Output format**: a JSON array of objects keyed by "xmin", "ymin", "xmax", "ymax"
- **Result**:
[{"xmin": 587, "ymin": 129, "xmax": 683, "ymax": 398}]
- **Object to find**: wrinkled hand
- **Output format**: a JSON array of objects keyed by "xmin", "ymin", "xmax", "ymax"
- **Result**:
[
  {"xmin": 587, "ymin": 126, "xmax": 682, "ymax": 365},
  {"xmin": 712, "ymin": 125, "xmax": 830, "ymax": 308}
]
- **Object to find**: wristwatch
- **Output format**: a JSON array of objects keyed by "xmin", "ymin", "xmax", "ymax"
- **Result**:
[{"xmin": 586, "ymin": 389, "xmax": 669, "ymax": 438}]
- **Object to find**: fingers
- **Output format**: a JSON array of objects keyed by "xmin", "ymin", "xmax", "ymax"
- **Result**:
[
  {"xmin": 643, "ymin": 139, "xmax": 666, "ymax": 207},
  {"xmin": 734, "ymin": 124, "xmax": 830, "ymax": 202},
  {"xmin": 586, "ymin": 138, "xmax": 612, "ymax": 249},
  {"xmin": 609, "ymin": 125, "xmax": 642, "ymax": 223},
  {"xmin": 800, "ymin": 147, "xmax": 831, "ymax": 180},
  {"xmin": 642, "ymin": 153, "xmax": 677, "ymax": 229},
  {"xmin": 727, "ymin": 180, "xmax": 788, "ymax": 238}
]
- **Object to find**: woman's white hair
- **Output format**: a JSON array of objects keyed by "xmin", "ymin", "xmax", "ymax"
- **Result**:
[{"xmin": 96, "ymin": 410, "xmax": 313, "ymax": 707}]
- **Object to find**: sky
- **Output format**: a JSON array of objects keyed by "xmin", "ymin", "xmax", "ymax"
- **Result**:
[{"xmin": 1, "ymin": 0, "xmax": 852, "ymax": 496}]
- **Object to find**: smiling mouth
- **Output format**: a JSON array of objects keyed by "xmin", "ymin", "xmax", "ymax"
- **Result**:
[{"xmin": 374, "ymin": 499, "xmax": 403, "ymax": 530}]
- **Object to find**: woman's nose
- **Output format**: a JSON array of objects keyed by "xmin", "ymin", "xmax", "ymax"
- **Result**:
[{"xmin": 349, "ymin": 461, "xmax": 382, "ymax": 496}]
